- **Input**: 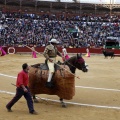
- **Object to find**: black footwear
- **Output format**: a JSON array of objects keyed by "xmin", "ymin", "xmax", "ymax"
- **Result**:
[
  {"xmin": 45, "ymin": 82, "xmax": 54, "ymax": 88},
  {"xmin": 30, "ymin": 111, "xmax": 38, "ymax": 115},
  {"xmin": 6, "ymin": 106, "xmax": 12, "ymax": 112}
]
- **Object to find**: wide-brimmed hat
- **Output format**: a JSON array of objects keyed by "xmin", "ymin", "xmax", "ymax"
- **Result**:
[{"xmin": 49, "ymin": 39, "xmax": 59, "ymax": 44}]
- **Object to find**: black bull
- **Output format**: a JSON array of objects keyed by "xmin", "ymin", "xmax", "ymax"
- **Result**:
[
  {"xmin": 102, "ymin": 50, "xmax": 115, "ymax": 58},
  {"xmin": 28, "ymin": 54, "xmax": 88, "ymax": 107}
]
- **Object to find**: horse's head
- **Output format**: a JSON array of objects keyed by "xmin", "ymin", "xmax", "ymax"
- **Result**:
[{"xmin": 75, "ymin": 53, "xmax": 88, "ymax": 72}]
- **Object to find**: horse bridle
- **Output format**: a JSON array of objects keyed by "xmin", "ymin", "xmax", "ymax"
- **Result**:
[{"xmin": 75, "ymin": 57, "xmax": 87, "ymax": 69}]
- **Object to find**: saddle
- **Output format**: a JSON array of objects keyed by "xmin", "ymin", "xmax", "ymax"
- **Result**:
[
  {"xmin": 39, "ymin": 60, "xmax": 63, "ymax": 71},
  {"xmin": 31, "ymin": 61, "xmax": 65, "ymax": 77}
]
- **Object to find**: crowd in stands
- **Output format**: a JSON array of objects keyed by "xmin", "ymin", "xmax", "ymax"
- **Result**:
[{"xmin": 0, "ymin": 11, "xmax": 120, "ymax": 48}]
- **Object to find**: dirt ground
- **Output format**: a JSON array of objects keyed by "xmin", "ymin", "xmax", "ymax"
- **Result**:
[{"xmin": 0, "ymin": 53, "xmax": 120, "ymax": 120}]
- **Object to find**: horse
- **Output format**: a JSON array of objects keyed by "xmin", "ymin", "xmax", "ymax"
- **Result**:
[
  {"xmin": 28, "ymin": 53, "xmax": 88, "ymax": 107},
  {"xmin": 102, "ymin": 50, "xmax": 114, "ymax": 59}
]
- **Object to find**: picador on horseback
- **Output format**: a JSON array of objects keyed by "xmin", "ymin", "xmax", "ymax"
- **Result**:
[
  {"xmin": 43, "ymin": 38, "xmax": 62, "ymax": 88},
  {"xmin": 28, "ymin": 39, "xmax": 88, "ymax": 106}
]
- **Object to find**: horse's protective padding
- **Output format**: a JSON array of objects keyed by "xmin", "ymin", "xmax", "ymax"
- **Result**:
[{"xmin": 28, "ymin": 65, "xmax": 75, "ymax": 100}]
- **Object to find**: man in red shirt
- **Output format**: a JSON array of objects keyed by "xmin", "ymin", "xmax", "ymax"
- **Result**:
[{"xmin": 6, "ymin": 63, "xmax": 37, "ymax": 115}]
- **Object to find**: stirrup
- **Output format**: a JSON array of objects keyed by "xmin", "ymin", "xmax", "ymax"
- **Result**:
[{"xmin": 45, "ymin": 82, "xmax": 54, "ymax": 88}]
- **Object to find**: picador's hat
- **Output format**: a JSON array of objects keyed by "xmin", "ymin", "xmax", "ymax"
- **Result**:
[{"xmin": 49, "ymin": 39, "xmax": 59, "ymax": 44}]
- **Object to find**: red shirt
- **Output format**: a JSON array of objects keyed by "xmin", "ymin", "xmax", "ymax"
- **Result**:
[{"xmin": 16, "ymin": 70, "xmax": 29, "ymax": 87}]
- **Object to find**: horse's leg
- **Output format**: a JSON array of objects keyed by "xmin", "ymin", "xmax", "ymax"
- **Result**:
[
  {"xmin": 59, "ymin": 98, "xmax": 66, "ymax": 108},
  {"xmin": 33, "ymin": 94, "xmax": 39, "ymax": 103}
]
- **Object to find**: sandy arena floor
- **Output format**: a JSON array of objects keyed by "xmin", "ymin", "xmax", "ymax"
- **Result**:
[{"xmin": 0, "ymin": 53, "xmax": 120, "ymax": 120}]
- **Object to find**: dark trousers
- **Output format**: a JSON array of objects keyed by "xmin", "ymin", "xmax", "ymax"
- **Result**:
[{"xmin": 6, "ymin": 87, "xmax": 34, "ymax": 113}]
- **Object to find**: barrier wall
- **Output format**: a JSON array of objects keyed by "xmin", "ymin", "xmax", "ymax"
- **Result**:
[{"xmin": 4, "ymin": 47, "xmax": 120, "ymax": 55}]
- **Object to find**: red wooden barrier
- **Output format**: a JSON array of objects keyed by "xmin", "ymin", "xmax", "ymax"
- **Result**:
[{"xmin": 3, "ymin": 47, "xmax": 120, "ymax": 55}]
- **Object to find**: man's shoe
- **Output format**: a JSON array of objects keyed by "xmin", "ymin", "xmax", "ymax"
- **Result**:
[
  {"xmin": 6, "ymin": 106, "xmax": 12, "ymax": 112},
  {"xmin": 30, "ymin": 110, "xmax": 38, "ymax": 115},
  {"xmin": 45, "ymin": 82, "xmax": 54, "ymax": 88}
]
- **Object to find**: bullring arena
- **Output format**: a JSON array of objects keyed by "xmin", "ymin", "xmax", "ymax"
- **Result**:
[
  {"xmin": 0, "ymin": 52, "xmax": 120, "ymax": 120},
  {"xmin": 0, "ymin": 0, "xmax": 120, "ymax": 119}
]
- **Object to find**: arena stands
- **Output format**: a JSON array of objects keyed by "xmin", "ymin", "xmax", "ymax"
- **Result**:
[
  {"xmin": 0, "ymin": 0, "xmax": 120, "ymax": 49},
  {"xmin": 0, "ymin": 11, "xmax": 120, "ymax": 48}
]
